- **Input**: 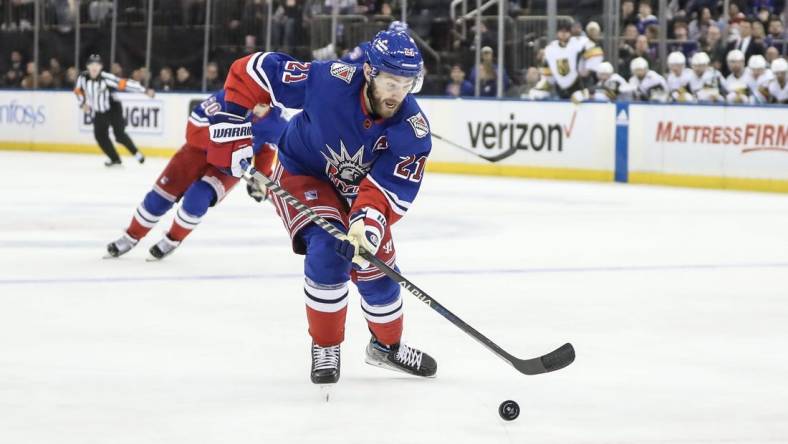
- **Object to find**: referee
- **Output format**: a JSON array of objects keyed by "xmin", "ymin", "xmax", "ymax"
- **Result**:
[{"xmin": 74, "ymin": 54, "xmax": 155, "ymax": 167}]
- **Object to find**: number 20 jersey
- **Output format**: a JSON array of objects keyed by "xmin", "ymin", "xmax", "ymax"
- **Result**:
[{"xmin": 223, "ymin": 52, "xmax": 432, "ymax": 223}]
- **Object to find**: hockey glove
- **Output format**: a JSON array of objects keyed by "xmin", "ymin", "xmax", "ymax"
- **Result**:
[
  {"xmin": 207, "ymin": 111, "xmax": 254, "ymax": 178},
  {"xmin": 246, "ymin": 181, "xmax": 268, "ymax": 202},
  {"xmin": 335, "ymin": 207, "xmax": 387, "ymax": 270}
]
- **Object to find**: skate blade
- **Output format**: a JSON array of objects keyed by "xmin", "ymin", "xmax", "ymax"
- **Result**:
[
  {"xmin": 145, "ymin": 256, "xmax": 163, "ymax": 262},
  {"xmin": 102, "ymin": 254, "xmax": 118, "ymax": 260},
  {"xmin": 319, "ymin": 384, "xmax": 333, "ymax": 402}
]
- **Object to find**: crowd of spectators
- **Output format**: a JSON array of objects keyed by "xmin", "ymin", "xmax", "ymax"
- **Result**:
[
  {"xmin": 1, "ymin": 0, "xmax": 787, "ymax": 102},
  {"xmin": 444, "ymin": 0, "xmax": 788, "ymax": 101},
  {"xmin": 0, "ymin": 48, "xmax": 227, "ymax": 93}
]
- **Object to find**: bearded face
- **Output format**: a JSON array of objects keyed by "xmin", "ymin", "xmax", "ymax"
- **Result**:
[{"xmin": 365, "ymin": 66, "xmax": 414, "ymax": 119}]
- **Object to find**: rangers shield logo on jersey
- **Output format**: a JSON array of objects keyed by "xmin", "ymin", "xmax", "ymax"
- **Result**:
[
  {"xmin": 322, "ymin": 140, "xmax": 372, "ymax": 196},
  {"xmin": 407, "ymin": 113, "xmax": 429, "ymax": 138},
  {"xmin": 330, "ymin": 63, "xmax": 356, "ymax": 84}
]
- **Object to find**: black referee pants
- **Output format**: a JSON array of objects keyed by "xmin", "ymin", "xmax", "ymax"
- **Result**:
[{"xmin": 93, "ymin": 101, "xmax": 139, "ymax": 163}]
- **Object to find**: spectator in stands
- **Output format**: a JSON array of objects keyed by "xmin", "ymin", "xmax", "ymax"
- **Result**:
[
  {"xmin": 64, "ymin": 66, "xmax": 78, "ymax": 88},
  {"xmin": 727, "ymin": 20, "xmax": 766, "ymax": 63},
  {"xmin": 620, "ymin": 0, "xmax": 638, "ymax": 28},
  {"xmin": 110, "ymin": 62, "xmax": 124, "ymax": 78},
  {"xmin": 619, "ymin": 23, "xmax": 639, "ymax": 64},
  {"xmin": 668, "ymin": 21, "xmax": 698, "ymax": 59},
  {"xmin": 38, "ymin": 70, "xmax": 55, "ymax": 89},
  {"xmin": 753, "ymin": 20, "xmax": 769, "ymax": 48},
  {"xmin": 636, "ymin": 0, "xmax": 658, "ymax": 34},
  {"xmin": 506, "ymin": 67, "xmax": 540, "ymax": 98},
  {"xmin": 2, "ymin": 69, "xmax": 21, "ymax": 87},
  {"xmin": 468, "ymin": 46, "xmax": 510, "ymax": 97},
  {"xmin": 21, "ymin": 61, "xmax": 36, "ymax": 88},
  {"xmin": 272, "ymin": 0, "xmax": 304, "ymax": 53},
  {"xmin": 174, "ymin": 66, "xmax": 197, "ymax": 90},
  {"xmin": 700, "ymin": 25, "xmax": 726, "ymax": 71},
  {"xmin": 205, "ymin": 62, "xmax": 223, "ymax": 91},
  {"xmin": 131, "ymin": 68, "xmax": 145, "ymax": 84},
  {"xmin": 766, "ymin": 16, "xmax": 786, "ymax": 47},
  {"xmin": 688, "ymin": 7, "xmax": 716, "ymax": 40},
  {"xmin": 445, "ymin": 64, "xmax": 474, "ymax": 97},
  {"xmin": 766, "ymin": 45, "xmax": 781, "ymax": 64},
  {"xmin": 7, "ymin": 50, "xmax": 25, "ymax": 81},
  {"xmin": 48, "ymin": 57, "xmax": 64, "ymax": 88},
  {"xmin": 153, "ymin": 67, "xmax": 175, "ymax": 91},
  {"xmin": 633, "ymin": 34, "xmax": 656, "ymax": 67}
]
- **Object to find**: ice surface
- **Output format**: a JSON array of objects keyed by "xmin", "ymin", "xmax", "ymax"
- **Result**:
[{"xmin": 1, "ymin": 151, "xmax": 787, "ymax": 443}]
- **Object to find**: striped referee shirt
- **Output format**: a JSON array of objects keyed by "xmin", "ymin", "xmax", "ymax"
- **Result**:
[{"xmin": 74, "ymin": 71, "xmax": 146, "ymax": 113}]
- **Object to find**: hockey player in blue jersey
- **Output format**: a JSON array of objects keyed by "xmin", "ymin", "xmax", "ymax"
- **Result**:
[
  {"xmin": 105, "ymin": 90, "xmax": 286, "ymax": 260},
  {"xmin": 207, "ymin": 30, "xmax": 436, "ymax": 384}
]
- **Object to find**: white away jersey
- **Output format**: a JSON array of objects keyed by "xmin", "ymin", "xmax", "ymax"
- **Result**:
[
  {"xmin": 629, "ymin": 70, "xmax": 668, "ymax": 102},
  {"xmin": 542, "ymin": 37, "xmax": 603, "ymax": 92},
  {"xmin": 593, "ymin": 73, "xmax": 634, "ymax": 101},
  {"xmin": 749, "ymin": 70, "xmax": 775, "ymax": 103},
  {"xmin": 767, "ymin": 78, "xmax": 788, "ymax": 103},
  {"xmin": 723, "ymin": 69, "xmax": 753, "ymax": 103},
  {"xmin": 687, "ymin": 68, "xmax": 724, "ymax": 102},
  {"xmin": 667, "ymin": 68, "xmax": 694, "ymax": 102}
]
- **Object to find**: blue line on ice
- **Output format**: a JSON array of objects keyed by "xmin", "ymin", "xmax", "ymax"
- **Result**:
[{"xmin": 2, "ymin": 262, "xmax": 787, "ymax": 285}]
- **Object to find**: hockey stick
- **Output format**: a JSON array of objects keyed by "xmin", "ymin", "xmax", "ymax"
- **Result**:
[
  {"xmin": 239, "ymin": 160, "xmax": 575, "ymax": 375},
  {"xmin": 431, "ymin": 131, "xmax": 518, "ymax": 163}
]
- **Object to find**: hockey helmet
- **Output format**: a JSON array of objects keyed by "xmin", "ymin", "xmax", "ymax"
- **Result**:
[
  {"xmin": 596, "ymin": 62, "xmax": 614, "ymax": 75},
  {"xmin": 667, "ymin": 51, "xmax": 686, "ymax": 67},
  {"xmin": 388, "ymin": 20, "xmax": 408, "ymax": 33},
  {"xmin": 771, "ymin": 58, "xmax": 788, "ymax": 73},
  {"xmin": 726, "ymin": 49, "xmax": 745, "ymax": 63},
  {"xmin": 748, "ymin": 54, "xmax": 767, "ymax": 70},
  {"xmin": 630, "ymin": 57, "xmax": 649, "ymax": 72},
  {"xmin": 690, "ymin": 52, "xmax": 710, "ymax": 67},
  {"xmin": 366, "ymin": 30, "xmax": 423, "ymax": 79}
]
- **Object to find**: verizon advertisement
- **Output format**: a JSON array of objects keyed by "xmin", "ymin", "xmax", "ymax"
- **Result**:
[
  {"xmin": 628, "ymin": 104, "xmax": 788, "ymax": 180},
  {"xmin": 419, "ymin": 99, "xmax": 616, "ymax": 172}
]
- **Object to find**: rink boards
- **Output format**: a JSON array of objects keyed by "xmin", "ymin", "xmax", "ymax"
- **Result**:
[{"xmin": 1, "ymin": 90, "xmax": 787, "ymax": 192}]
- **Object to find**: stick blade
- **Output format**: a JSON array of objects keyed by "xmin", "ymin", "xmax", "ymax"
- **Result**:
[{"xmin": 512, "ymin": 343, "xmax": 575, "ymax": 375}]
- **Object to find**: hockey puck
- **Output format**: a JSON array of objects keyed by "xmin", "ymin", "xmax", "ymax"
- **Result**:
[{"xmin": 498, "ymin": 400, "xmax": 520, "ymax": 421}]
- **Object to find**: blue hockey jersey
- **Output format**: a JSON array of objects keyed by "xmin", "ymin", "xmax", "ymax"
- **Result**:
[
  {"xmin": 223, "ymin": 52, "xmax": 431, "ymax": 223},
  {"xmin": 188, "ymin": 89, "xmax": 287, "ymax": 155}
]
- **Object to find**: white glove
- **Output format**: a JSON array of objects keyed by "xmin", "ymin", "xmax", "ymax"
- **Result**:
[{"xmin": 336, "ymin": 207, "xmax": 387, "ymax": 269}]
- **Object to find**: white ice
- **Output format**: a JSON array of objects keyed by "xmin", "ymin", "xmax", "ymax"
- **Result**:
[{"xmin": 1, "ymin": 151, "xmax": 787, "ymax": 444}]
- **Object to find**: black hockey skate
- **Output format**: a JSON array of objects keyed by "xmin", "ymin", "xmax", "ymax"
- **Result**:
[
  {"xmin": 104, "ymin": 159, "xmax": 122, "ymax": 167},
  {"xmin": 365, "ymin": 337, "xmax": 437, "ymax": 378},
  {"xmin": 310, "ymin": 342, "xmax": 341, "ymax": 384},
  {"xmin": 105, "ymin": 233, "xmax": 138, "ymax": 258},
  {"xmin": 134, "ymin": 152, "xmax": 145, "ymax": 164},
  {"xmin": 148, "ymin": 236, "xmax": 180, "ymax": 260}
]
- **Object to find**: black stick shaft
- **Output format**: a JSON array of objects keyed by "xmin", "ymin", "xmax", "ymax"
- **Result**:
[{"xmin": 240, "ymin": 161, "xmax": 574, "ymax": 375}]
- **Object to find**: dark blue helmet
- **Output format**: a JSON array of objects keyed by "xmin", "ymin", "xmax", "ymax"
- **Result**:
[
  {"xmin": 387, "ymin": 20, "xmax": 408, "ymax": 33},
  {"xmin": 366, "ymin": 30, "xmax": 423, "ymax": 79}
]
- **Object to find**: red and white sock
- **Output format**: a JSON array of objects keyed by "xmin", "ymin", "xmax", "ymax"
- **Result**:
[
  {"xmin": 361, "ymin": 296, "xmax": 404, "ymax": 346},
  {"xmin": 304, "ymin": 279, "xmax": 349, "ymax": 347}
]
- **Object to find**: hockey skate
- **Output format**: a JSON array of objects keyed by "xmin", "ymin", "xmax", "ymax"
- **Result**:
[
  {"xmin": 310, "ymin": 342, "xmax": 341, "ymax": 384},
  {"xmin": 365, "ymin": 337, "xmax": 437, "ymax": 378},
  {"xmin": 105, "ymin": 233, "xmax": 138, "ymax": 258},
  {"xmin": 147, "ymin": 236, "xmax": 180, "ymax": 260},
  {"xmin": 104, "ymin": 159, "xmax": 122, "ymax": 167},
  {"xmin": 134, "ymin": 152, "xmax": 145, "ymax": 164}
]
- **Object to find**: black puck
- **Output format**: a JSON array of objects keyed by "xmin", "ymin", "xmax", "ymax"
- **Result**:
[{"xmin": 498, "ymin": 400, "xmax": 520, "ymax": 421}]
